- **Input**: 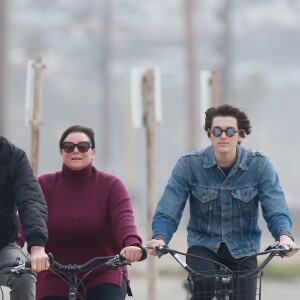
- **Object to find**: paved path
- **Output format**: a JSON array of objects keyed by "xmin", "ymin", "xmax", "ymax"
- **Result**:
[
  {"xmin": 1, "ymin": 277, "xmax": 299, "ymax": 299},
  {"xmin": 128, "ymin": 275, "xmax": 300, "ymax": 299}
]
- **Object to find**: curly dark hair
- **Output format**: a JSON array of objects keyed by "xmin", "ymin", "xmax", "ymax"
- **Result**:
[
  {"xmin": 204, "ymin": 104, "xmax": 252, "ymax": 138},
  {"xmin": 59, "ymin": 125, "xmax": 95, "ymax": 149}
]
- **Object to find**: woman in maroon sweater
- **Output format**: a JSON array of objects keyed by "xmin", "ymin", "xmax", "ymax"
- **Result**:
[{"xmin": 37, "ymin": 125, "xmax": 145, "ymax": 300}]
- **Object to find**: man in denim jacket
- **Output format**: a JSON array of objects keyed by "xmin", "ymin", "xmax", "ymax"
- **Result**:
[{"xmin": 147, "ymin": 104, "xmax": 297, "ymax": 299}]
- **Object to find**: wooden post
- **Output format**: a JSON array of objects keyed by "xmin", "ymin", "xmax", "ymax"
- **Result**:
[
  {"xmin": 221, "ymin": 0, "xmax": 233, "ymax": 103},
  {"xmin": 30, "ymin": 55, "xmax": 45, "ymax": 177},
  {"xmin": 199, "ymin": 70, "xmax": 221, "ymax": 148},
  {"xmin": 130, "ymin": 66, "xmax": 161, "ymax": 300},
  {"xmin": 184, "ymin": 0, "xmax": 198, "ymax": 151},
  {"xmin": 209, "ymin": 70, "xmax": 221, "ymax": 106},
  {"xmin": 100, "ymin": 0, "xmax": 112, "ymax": 171},
  {"xmin": 142, "ymin": 69, "xmax": 157, "ymax": 300}
]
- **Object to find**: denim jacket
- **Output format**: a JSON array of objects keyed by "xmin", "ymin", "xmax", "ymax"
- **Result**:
[{"xmin": 152, "ymin": 145, "xmax": 292, "ymax": 258}]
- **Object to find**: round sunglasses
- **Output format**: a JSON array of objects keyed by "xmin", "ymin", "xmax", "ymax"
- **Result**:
[
  {"xmin": 61, "ymin": 142, "xmax": 92, "ymax": 153},
  {"xmin": 210, "ymin": 127, "xmax": 240, "ymax": 137}
]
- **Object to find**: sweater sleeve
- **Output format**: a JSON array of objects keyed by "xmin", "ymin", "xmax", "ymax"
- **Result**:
[{"xmin": 108, "ymin": 177, "xmax": 142, "ymax": 247}]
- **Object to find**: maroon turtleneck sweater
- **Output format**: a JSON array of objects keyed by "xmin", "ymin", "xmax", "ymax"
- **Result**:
[{"xmin": 36, "ymin": 163, "xmax": 142, "ymax": 299}]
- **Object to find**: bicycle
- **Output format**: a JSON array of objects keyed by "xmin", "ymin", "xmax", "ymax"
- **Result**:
[
  {"xmin": 145, "ymin": 242, "xmax": 300, "ymax": 300},
  {"xmin": 1, "ymin": 253, "xmax": 129, "ymax": 300}
]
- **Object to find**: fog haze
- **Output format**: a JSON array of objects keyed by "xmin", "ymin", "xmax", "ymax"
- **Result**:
[{"xmin": 1, "ymin": 0, "xmax": 300, "ymax": 236}]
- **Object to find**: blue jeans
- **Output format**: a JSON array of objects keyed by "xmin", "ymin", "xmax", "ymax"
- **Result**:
[{"xmin": 0, "ymin": 242, "xmax": 36, "ymax": 300}]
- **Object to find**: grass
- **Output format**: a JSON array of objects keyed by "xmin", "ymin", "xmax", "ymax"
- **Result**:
[{"xmin": 262, "ymin": 262, "xmax": 300, "ymax": 279}]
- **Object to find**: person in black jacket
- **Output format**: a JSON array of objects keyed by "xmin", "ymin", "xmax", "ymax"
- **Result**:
[{"xmin": 0, "ymin": 136, "xmax": 49, "ymax": 299}]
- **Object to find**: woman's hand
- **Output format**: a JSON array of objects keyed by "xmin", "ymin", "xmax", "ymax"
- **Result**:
[{"xmin": 120, "ymin": 246, "xmax": 143, "ymax": 263}]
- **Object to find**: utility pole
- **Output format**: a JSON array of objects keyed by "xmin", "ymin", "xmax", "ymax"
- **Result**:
[
  {"xmin": 210, "ymin": 70, "xmax": 221, "ymax": 106},
  {"xmin": 130, "ymin": 67, "xmax": 162, "ymax": 300},
  {"xmin": 199, "ymin": 70, "xmax": 221, "ymax": 148},
  {"xmin": 184, "ymin": 0, "xmax": 198, "ymax": 151},
  {"xmin": 25, "ymin": 55, "xmax": 46, "ymax": 177},
  {"xmin": 143, "ymin": 69, "xmax": 157, "ymax": 300},
  {"xmin": 100, "ymin": 0, "xmax": 112, "ymax": 170},
  {"xmin": 0, "ymin": 0, "xmax": 8, "ymax": 134},
  {"xmin": 220, "ymin": 0, "xmax": 233, "ymax": 103}
]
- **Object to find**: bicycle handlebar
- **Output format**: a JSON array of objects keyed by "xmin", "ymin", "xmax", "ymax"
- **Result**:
[
  {"xmin": 145, "ymin": 242, "xmax": 299, "ymax": 256},
  {"xmin": 144, "ymin": 242, "xmax": 300, "ymax": 277},
  {"xmin": 10, "ymin": 253, "xmax": 129, "ymax": 274},
  {"xmin": 47, "ymin": 253, "xmax": 129, "ymax": 272}
]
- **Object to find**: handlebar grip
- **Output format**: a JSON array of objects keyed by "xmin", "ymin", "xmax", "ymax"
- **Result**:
[
  {"xmin": 24, "ymin": 260, "xmax": 31, "ymax": 268},
  {"xmin": 48, "ymin": 253, "xmax": 54, "ymax": 267},
  {"xmin": 282, "ymin": 245, "xmax": 299, "ymax": 252},
  {"xmin": 139, "ymin": 246, "xmax": 148, "ymax": 261}
]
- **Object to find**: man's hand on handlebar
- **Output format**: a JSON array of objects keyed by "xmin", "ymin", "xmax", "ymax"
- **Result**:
[
  {"xmin": 30, "ymin": 246, "xmax": 50, "ymax": 273},
  {"xmin": 279, "ymin": 235, "xmax": 297, "ymax": 257},
  {"xmin": 145, "ymin": 239, "xmax": 166, "ymax": 256}
]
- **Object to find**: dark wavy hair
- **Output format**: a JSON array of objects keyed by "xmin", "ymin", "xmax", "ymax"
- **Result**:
[
  {"xmin": 59, "ymin": 125, "xmax": 95, "ymax": 149},
  {"xmin": 204, "ymin": 104, "xmax": 252, "ymax": 138}
]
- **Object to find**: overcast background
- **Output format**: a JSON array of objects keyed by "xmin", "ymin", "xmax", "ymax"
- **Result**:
[{"xmin": 0, "ymin": 0, "xmax": 300, "ymax": 238}]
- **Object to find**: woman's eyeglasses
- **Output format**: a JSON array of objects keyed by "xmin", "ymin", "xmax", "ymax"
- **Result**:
[
  {"xmin": 61, "ymin": 142, "xmax": 92, "ymax": 153},
  {"xmin": 210, "ymin": 127, "xmax": 240, "ymax": 137}
]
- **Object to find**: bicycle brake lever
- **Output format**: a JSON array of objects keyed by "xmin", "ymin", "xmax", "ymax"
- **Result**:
[
  {"xmin": 277, "ymin": 244, "xmax": 297, "ymax": 256},
  {"xmin": 106, "ymin": 255, "xmax": 131, "ymax": 269},
  {"xmin": 280, "ymin": 244, "xmax": 290, "ymax": 251},
  {"xmin": 264, "ymin": 241, "xmax": 280, "ymax": 251},
  {"xmin": 107, "ymin": 261, "xmax": 131, "ymax": 269},
  {"xmin": 11, "ymin": 264, "xmax": 26, "ymax": 273},
  {"xmin": 11, "ymin": 258, "xmax": 28, "ymax": 274},
  {"xmin": 264, "ymin": 242, "xmax": 293, "ymax": 256},
  {"xmin": 156, "ymin": 245, "xmax": 169, "ymax": 258}
]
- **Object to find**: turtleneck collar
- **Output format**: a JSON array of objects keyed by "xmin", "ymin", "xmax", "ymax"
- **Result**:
[{"xmin": 61, "ymin": 162, "xmax": 93, "ymax": 186}]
